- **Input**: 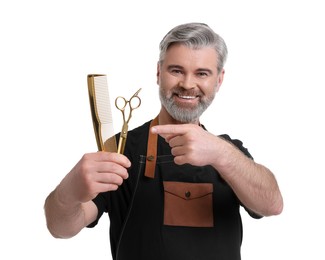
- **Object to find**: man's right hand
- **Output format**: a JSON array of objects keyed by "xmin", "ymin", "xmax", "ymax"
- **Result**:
[
  {"xmin": 44, "ymin": 152, "xmax": 130, "ymax": 238},
  {"xmin": 57, "ymin": 151, "xmax": 131, "ymax": 205}
]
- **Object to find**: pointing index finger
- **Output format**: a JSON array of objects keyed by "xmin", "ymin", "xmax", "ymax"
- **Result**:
[{"xmin": 151, "ymin": 124, "xmax": 187, "ymax": 136}]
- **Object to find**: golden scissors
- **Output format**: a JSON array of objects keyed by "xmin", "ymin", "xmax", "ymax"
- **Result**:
[{"xmin": 115, "ymin": 88, "xmax": 142, "ymax": 154}]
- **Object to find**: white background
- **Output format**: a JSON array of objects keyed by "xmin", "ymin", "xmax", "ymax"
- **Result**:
[{"xmin": 1, "ymin": 0, "xmax": 324, "ymax": 259}]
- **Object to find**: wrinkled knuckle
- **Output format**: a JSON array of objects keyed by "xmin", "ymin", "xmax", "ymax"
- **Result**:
[
  {"xmin": 187, "ymin": 134, "xmax": 195, "ymax": 142},
  {"xmin": 82, "ymin": 153, "xmax": 92, "ymax": 161}
]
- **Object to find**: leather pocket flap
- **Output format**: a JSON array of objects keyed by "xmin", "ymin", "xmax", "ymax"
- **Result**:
[{"xmin": 164, "ymin": 181, "xmax": 213, "ymax": 200}]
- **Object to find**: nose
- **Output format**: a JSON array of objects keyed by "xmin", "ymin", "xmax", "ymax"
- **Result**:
[{"xmin": 178, "ymin": 75, "xmax": 196, "ymax": 89}]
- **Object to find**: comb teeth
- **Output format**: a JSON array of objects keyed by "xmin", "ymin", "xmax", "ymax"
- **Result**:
[{"xmin": 93, "ymin": 76, "xmax": 113, "ymax": 124}]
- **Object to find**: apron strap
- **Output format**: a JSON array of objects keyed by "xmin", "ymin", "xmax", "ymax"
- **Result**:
[{"xmin": 144, "ymin": 116, "xmax": 159, "ymax": 178}]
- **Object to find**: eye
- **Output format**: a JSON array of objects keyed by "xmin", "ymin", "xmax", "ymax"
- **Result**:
[
  {"xmin": 197, "ymin": 71, "xmax": 208, "ymax": 77},
  {"xmin": 171, "ymin": 69, "xmax": 183, "ymax": 74}
]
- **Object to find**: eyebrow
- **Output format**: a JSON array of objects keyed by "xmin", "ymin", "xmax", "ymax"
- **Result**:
[
  {"xmin": 167, "ymin": 65, "xmax": 183, "ymax": 70},
  {"xmin": 167, "ymin": 65, "xmax": 214, "ymax": 74}
]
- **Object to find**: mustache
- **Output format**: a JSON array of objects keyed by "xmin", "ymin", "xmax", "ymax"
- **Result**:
[{"xmin": 171, "ymin": 87, "xmax": 203, "ymax": 97}]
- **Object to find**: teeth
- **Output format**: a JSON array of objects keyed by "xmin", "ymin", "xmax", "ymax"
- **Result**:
[{"xmin": 179, "ymin": 95, "xmax": 196, "ymax": 99}]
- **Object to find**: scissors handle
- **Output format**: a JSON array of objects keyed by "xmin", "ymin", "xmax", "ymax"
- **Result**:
[
  {"xmin": 115, "ymin": 96, "xmax": 128, "ymax": 110},
  {"xmin": 129, "ymin": 95, "xmax": 141, "ymax": 109},
  {"xmin": 129, "ymin": 88, "xmax": 142, "ymax": 109},
  {"xmin": 115, "ymin": 88, "xmax": 142, "ymax": 110}
]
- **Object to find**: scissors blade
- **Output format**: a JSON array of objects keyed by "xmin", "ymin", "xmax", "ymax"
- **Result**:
[
  {"xmin": 131, "ymin": 88, "xmax": 142, "ymax": 98},
  {"xmin": 117, "ymin": 122, "xmax": 128, "ymax": 154}
]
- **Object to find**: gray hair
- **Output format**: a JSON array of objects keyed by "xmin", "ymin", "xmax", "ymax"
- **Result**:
[{"xmin": 159, "ymin": 22, "xmax": 228, "ymax": 73}]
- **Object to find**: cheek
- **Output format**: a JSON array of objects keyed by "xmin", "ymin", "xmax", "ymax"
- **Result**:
[
  {"xmin": 200, "ymin": 80, "xmax": 215, "ymax": 93},
  {"xmin": 159, "ymin": 73, "xmax": 177, "ymax": 89}
]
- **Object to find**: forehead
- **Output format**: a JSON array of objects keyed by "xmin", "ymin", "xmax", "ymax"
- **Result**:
[{"xmin": 163, "ymin": 43, "xmax": 218, "ymax": 71}]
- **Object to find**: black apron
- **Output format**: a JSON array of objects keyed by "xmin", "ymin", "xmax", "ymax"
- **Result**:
[{"xmin": 115, "ymin": 119, "xmax": 242, "ymax": 260}]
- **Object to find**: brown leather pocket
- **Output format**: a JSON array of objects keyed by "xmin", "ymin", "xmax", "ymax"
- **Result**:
[{"xmin": 163, "ymin": 181, "xmax": 214, "ymax": 227}]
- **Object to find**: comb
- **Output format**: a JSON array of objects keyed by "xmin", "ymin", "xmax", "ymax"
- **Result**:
[{"xmin": 87, "ymin": 74, "xmax": 117, "ymax": 152}]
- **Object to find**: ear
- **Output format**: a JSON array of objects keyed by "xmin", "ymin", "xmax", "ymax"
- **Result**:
[
  {"xmin": 215, "ymin": 69, "xmax": 225, "ymax": 93},
  {"xmin": 156, "ymin": 62, "xmax": 161, "ymax": 85}
]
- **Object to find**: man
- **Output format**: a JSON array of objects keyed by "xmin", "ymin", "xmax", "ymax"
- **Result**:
[{"xmin": 44, "ymin": 22, "xmax": 283, "ymax": 260}]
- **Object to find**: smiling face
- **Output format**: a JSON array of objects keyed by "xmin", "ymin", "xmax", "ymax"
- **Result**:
[{"xmin": 157, "ymin": 43, "xmax": 224, "ymax": 124}]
